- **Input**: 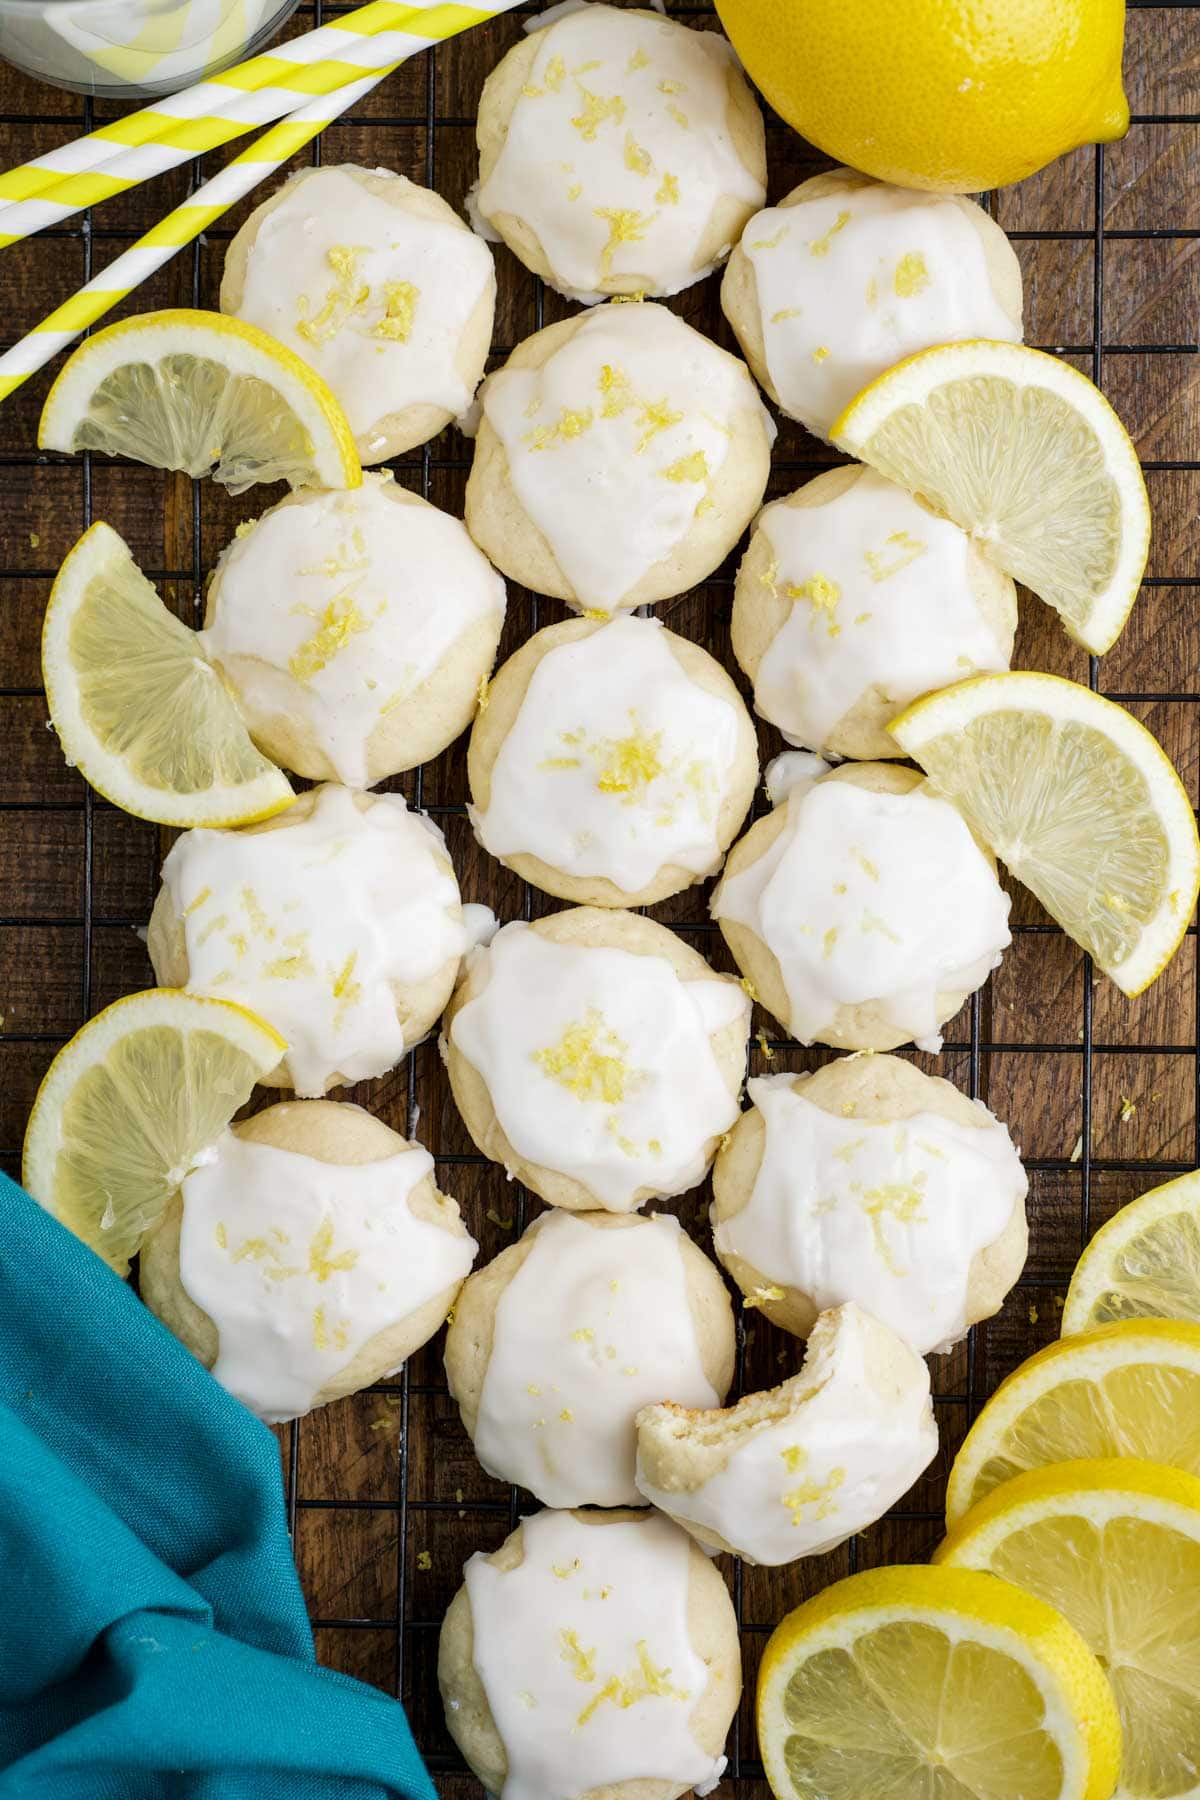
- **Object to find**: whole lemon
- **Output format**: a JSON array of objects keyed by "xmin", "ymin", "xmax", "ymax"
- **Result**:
[{"xmin": 714, "ymin": 0, "xmax": 1130, "ymax": 193}]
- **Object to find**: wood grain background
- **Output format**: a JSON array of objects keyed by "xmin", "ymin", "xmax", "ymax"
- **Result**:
[{"xmin": 1, "ymin": 4, "xmax": 1198, "ymax": 1789}]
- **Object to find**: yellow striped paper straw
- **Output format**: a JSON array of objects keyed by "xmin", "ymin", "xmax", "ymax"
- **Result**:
[
  {"xmin": 0, "ymin": 0, "xmax": 520, "ymax": 405},
  {"xmin": 0, "ymin": 0, "xmax": 494, "ymax": 248}
]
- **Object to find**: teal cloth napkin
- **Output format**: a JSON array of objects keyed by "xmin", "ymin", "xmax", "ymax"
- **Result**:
[{"xmin": 0, "ymin": 1170, "xmax": 438, "ymax": 1800}]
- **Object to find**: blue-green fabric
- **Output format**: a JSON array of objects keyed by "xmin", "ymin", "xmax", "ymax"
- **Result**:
[{"xmin": 0, "ymin": 1170, "xmax": 437, "ymax": 1800}]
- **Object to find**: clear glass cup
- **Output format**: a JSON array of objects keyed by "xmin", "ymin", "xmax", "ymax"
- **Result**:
[{"xmin": 0, "ymin": 0, "xmax": 300, "ymax": 97}]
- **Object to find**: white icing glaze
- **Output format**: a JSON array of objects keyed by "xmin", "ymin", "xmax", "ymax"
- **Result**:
[
  {"xmin": 712, "ymin": 778, "xmax": 1011, "ymax": 1050},
  {"xmin": 752, "ymin": 470, "xmax": 1010, "ymax": 752},
  {"xmin": 764, "ymin": 751, "xmax": 830, "ymax": 808},
  {"xmin": 177, "ymin": 1126, "xmax": 476, "ymax": 1421},
  {"xmin": 479, "ymin": 2, "xmax": 763, "ymax": 302},
  {"xmin": 741, "ymin": 179, "xmax": 1020, "ymax": 437},
  {"xmin": 635, "ymin": 1303, "xmax": 937, "ymax": 1563},
  {"xmin": 230, "ymin": 166, "xmax": 494, "ymax": 453},
  {"xmin": 481, "ymin": 301, "xmax": 768, "ymax": 613},
  {"xmin": 464, "ymin": 1508, "xmax": 725, "ymax": 1800},
  {"xmin": 202, "ymin": 476, "xmax": 505, "ymax": 789},
  {"xmin": 162, "ymin": 784, "xmax": 465, "ymax": 1095},
  {"xmin": 472, "ymin": 1210, "xmax": 720, "ymax": 1506},
  {"xmin": 471, "ymin": 617, "xmax": 743, "ymax": 892},
  {"xmin": 462, "ymin": 903, "xmax": 500, "ymax": 950},
  {"xmin": 716, "ymin": 1076, "xmax": 1027, "ymax": 1354},
  {"xmin": 449, "ymin": 922, "xmax": 749, "ymax": 1209}
]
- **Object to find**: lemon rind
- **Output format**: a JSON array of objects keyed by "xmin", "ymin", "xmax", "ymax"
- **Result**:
[
  {"xmin": 37, "ymin": 307, "xmax": 362, "ymax": 492},
  {"xmin": 890, "ymin": 670, "xmax": 1200, "ymax": 997},
  {"xmin": 757, "ymin": 1563, "xmax": 1120, "ymax": 1800},
  {"xmin": 945, "ymin": 1319, "xmax": 1200, "ymax": 1524},
  {"xmin": 43, "ymin": 520, "xmax": 296, "ymax": 829},
  {"xmin": 831, "ymin": 338, "xmax": 1151, "ymax": 656},
  {"xmin": 1061, "ymin": 1169, "xmax": 1200, "ymax": 1335}
]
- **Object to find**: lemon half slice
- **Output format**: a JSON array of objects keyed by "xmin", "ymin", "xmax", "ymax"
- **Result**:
[
  {"xmin": 1063, "ymin": 1171, "xmax": 1200, "ymax": 1335},
  {"xmin": 891, "ymin": 672, "xmax": 1199, "ymax": 996},
  {"xmin": 757, "ymin": 1563, "xmax": 1121, "ymax": 1800},
  {"xmin": 937, "ymin": 1459, "xmax": 1200, "ymax": 1800},
  {"xmin": 832, "ymin": 340, "xmax": 1150, "ymax": 654},
  {"xmin": 23, "ymin": 988, "xmax": 285, "ymax": 1275},
  {"xmin": 947, "ymin": 1320, "xmax": 1200, "ymax": 1524},
  {"xmin": 43, "ymin": 520, "xmax": 294, "ymax": 827},
  {"xmin": 38, "ymin": 308, "xmax": 361, "ymax": 493}
]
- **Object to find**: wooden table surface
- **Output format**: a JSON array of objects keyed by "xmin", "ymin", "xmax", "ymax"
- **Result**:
[{"xmin": 2, "ymin": 4, "xmax": 1199, "ymax": 1790}]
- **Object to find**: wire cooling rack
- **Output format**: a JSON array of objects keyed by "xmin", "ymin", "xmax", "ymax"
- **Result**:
[{"xmin": 1, "ymin": 3, "xmax": 1198, "ymax": 1789}]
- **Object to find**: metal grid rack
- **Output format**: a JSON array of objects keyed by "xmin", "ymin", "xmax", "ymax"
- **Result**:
[{"xmin": 1, "ymin": 3, "xmax": 1198, "ymax": 1790}]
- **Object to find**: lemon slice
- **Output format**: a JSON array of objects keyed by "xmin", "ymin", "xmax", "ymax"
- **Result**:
[
  {"xmin": 891, "ymin": 672, "xmax": 1200, "ymax": 996},
  {"xmin": 832, "ymin": 340, "xmax": 1150, "ymax": 654},
  {"xmin": 936, "ymin": 1459, "xmax": 1200, "ymax": 1800},
  {"xmin": 1063, "ymin": 1172, "xmax": 1200, "ymax": 1335},
  {"xmin": 38, "ymin": 308, "xmax": 361, "ymax": 493},
  {"xmin": 22, "ymin": 988, "xmax": 285, "ymax": 1275},
  {"xmin": 757, "ymin": 1564, "xmax": 1121, "ymax": 1800},
  {"xmin": 947, "ymin": 1320, "xmax": 1200, "ymax": 1524},
  {"xmin": 43, "ymin": 520, "xmax": 295, "ymax": 827}
]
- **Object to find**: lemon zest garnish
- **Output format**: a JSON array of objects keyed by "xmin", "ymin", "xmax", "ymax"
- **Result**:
[
  {"xmin": 486, "ymin": 1208, "xmax": 514, "ymax": 1229},
  {"xmin": 571, "ymin": 1327, "xmax": 595, "ymax": 1344},
  {"xmin": 594, "ymin": 206, "xmax": 657, "ymax": 275},
  {"xmin": 182, "ymin": 886, "xmax": 212, "ymax": 918},
  {"xmin": 740, "ymin": 976, "xmax": 759, "ymax": 1000},
  {"xmin": 861, "ymin": 908, "xmax": 901, "ymax": 944},
  {"xmin": 543, "ymin": 53, "xmax": 566, "ymax": 90},
  {"xmin": 1119, "ymin": 1095, "xmax": 1138, "ymax": 1122},
  {"xmin": 552, "ymin": 1558, "xmax": 581, "ymax": 1578},
  {"xmin": 786, "ymin": 572, "xmax": 841, "ymax": 635},
  {"xmin": 655, "ymin": 171, "xmax": 679, "ymax": 206},
  {"xmin": 808, "ymin": 210, "xmax": 850, "ymax": 256},
  {"xmin": 666, "ymin": 102, "xmax": 688, "ymax": 128},
  {"xmin": 559, "ymin": 1407, "xmax": 574, "ymax": 1422},
  {"xmin": 598, "ymin": 362, "xmax": 631, "ymax": 415},
  {"xmin": 262, "ymin": 950, "xmax": 315, "ymax": 980},
  {"xmin": 743, "ymin": 1283, "xmax": 786, "ymax": 1310},
  {"xmin": 894, "ymin": 251, "xmax": 931, "ymax": 297},
  {"xmin": 534, "ymin": 1007, "xmax": 639, "ymax": 1104},
  {"xmin": 657, "ymin": 77, "xmax": 684, "ymax": 94},
  {"xmin": 331, "ymin": 951, "xmax": 361, "ymax": 1025},
  {"xmin": 288, "ymin": 594, "xmax": 370, "ymax": 683},
  {"xmin": 575, "ymin": 1641, "xmax": 689, "ymax": 1726},
  {"xmin": 851, "ymin": 846, "xmax": 880, "ymax": 880},
  {"xmin": 626, "ymin": 45, "xmax": 649, "ymax": 72},
  {"xmin": 811, "ymin": 345, "xmax": 830, "ymax": 364},
  {"xmin": 832, "ymin": 1136, "xmax": 865, "ymax": 1164},
  {"xmin": 865, "ymin": 529, "xmax": 927, "ymax": 581},
  {"xmin": 770, "ymin": 306, "xmax": 802, "ymax": 324},
  {"xmin": 308, "ymin": 1214, "xmax": 358, "ymax": 1283},
  {"xmin": 214, "ymin": 1221, "xmax": 228, "ymax": 1249},
  {"xmin": 609, "ymin": 291, "xmax": 646, "ymax": 304},
  {"xmin": 596, "ymin": 723, "xmax": 664, "ymax": 794},
  {"xmin": 624, "ymin": 131, "xmax": 652, "ymax": 176},
  {"xmin": 756, "ymin": 1027, "xmax": 774, "ymax": 1060},
  {"xmin": 477, "ymin": 673, "xmax": 490, "ymax": 712},
  {"xmin": 527, "ymin": 405, "xmax": 595, "ymax": 449},
  {"xmin": 751, "ymin": 227, "xmax": 786, "ymax": 250},
  {"xmin": 296, "ymin": 244, "xmax": 370, "ymax": 345},
  {"xmin": 661, "ymin": 449, "xmax": 709, "ymax": 483},
  {"xmin": 567, "ymin": 181, "xmax": 583, "ymax": 201},
  {"xmin": 861, "ymin": 1178, "xmax": 927, "ymax": 1274},
  {"xmin": 571, "ymin": 83, "xmax": 625, "ymax": 140},
  {"xmin": 311, "ymin": 1307, "xmax": 349, "ymax": 1352},
  {"xmin": 373, "ymin": 280, "xmax": 419, "ymax": 343},
  {"xmin": 560, "ymin": 1630, "xmax": 597, "ymax": 1683},
  {"xmin": 634, "ymin": 396, "xmax": 683, "ymax": 450},
  {"xmin": 416, "ymin": 1549, "xmax": 432, "ymax": 1570},
  {"xmin": 822, "ymin": 926, "xmax": 838, "ymax": 959},
  {"xmin": 782, "ymin": 1455, "xmax": 846, "ymax": 1524}
]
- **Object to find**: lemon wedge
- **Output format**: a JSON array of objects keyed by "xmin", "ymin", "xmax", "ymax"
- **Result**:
[
  {"xmin": 890, "ymin": 672, "xmax": 1199, "ymax": 997},
  {"xmin": 937, "ymin": 1459, "xmax": 1200, "ymax": 1800},
  {"xmin": 1063, "ymin": 1171, "xmax": 1200, "ymax": 1335},
  {"xmin": 43, "ymin": 520, "xmax": 294, "ymax": 827},
  {"xmin": 22, "ymin": 988, "xmax": 285, "ymax": 1275},
  {"xmin": 947, "ymin": 1320, "xmax": 1200, "ymax": 1524},
  {"xmin": 832, "ymin": 340, "xmax": 1150, "ymax": 653},
  {"xmin": 38, "ymin": 308, "xmax": 361, "ymax": 493},
  {"xmin": 757, "ymin": 1563, "xmax": 1121, "ymax": 1800}
]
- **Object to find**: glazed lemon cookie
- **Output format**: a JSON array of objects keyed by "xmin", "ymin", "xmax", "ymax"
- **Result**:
[
  {"xmin": 221, "ymin": 163, "xmax": 496, "ymax": 462},
  {"xmin": 722, "ymin": 166, "xmax": 1022, "ymax": 441},
  {"xmin": 711, "ymin": 1056, "xmax": 1028, "ymax": 1354},
  {"xmin": 442, "ymin": 908, "xmax": 750, "ymax": 1213},
  {"xmin": 712, "ymin": 760, "xmax": 1011, "ymax": 1051},
  {"xmin": 439, "ymin": 1507, "xmax": 740, "ymax": 1800},
  {"xmin": 635, "ymin": 1303, "xmax": 937, "ymax": 1565},
  {"xmin": 445, "ymin": 1209, "xmax": 734, "ymax": 1508},
  {"xmin": 468, "ymin": 615, "xmax": 757, "ymax": 906},
  {"xmin": 203, "ymin": 475, "xmax": 506, "ymax": 788},
  {"xmin": 465, "ymin": 301, "xmax": 773, "ymax": 616},
  {"xmin": 733, "ymin": 465, "xmax": 1016, "ymax": 760},
  {"xmin": 148, "ymin": 783, "xmax": 465, "ymax": 1097},
  {"xmin": 139, "ymin": 1101, "xmax": 475, "ymax": 1423},
  {"xmin": 474, "ymin": 2, "xmax": 766, "ymax": 302}
]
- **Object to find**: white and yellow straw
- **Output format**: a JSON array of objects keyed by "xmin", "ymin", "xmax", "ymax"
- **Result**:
[
  {"xmin": 0, "ymin": 0, "xmax": 496, "ymax": 247},
  {"xmin": 0, "ymin": 0, "xmax": 519, "ymax": 404}
]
